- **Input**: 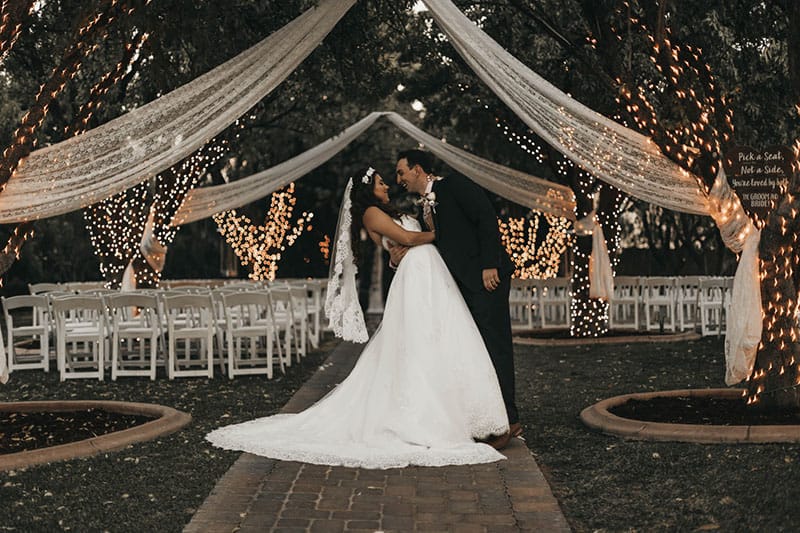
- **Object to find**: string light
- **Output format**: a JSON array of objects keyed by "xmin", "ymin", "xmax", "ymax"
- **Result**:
[
  {"xmin": 0, "ymin": 0, "xmax": 35, "ymax": 65},
  {"xmin": 214, "ymin": 183, "xmax": 313, "ymax": 281},
  {"xmin": 319, "ymin": 234, "xmax": 331, "ymax": 264},
  {"xmin": 609, "ymin": 2, "xmax": 733, "ymax": 191},
  {"xmin": 499, "ymin": 211, "xmax": 573, "ymax": 280}
]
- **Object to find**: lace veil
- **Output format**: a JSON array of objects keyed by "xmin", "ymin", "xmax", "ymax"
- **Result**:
[{"xmin": 324, "ymin": 178, "xmax": 368, "ymax": 343}]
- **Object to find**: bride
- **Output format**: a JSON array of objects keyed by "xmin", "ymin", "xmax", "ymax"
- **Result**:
[{"xmin": 206, "ymin": 166, "xmax": 510, "ymax": 469}]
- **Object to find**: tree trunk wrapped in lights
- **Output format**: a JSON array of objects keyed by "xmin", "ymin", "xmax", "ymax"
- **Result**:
[
  {"xmin": 746, "ymin": 187, "xmax": 800, "ymax": 410},
  {"xmin": 568, "ymin": 173, "xmax": 623, "ymax": 338},
  {"xmin": 0, "ymin": 0, "xmax": 150, "ymax": 277}
]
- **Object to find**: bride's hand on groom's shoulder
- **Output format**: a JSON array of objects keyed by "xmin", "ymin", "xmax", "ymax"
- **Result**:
[{"xmin": 387, "ymin": 242, "xmax": 409, "ymax": 269}]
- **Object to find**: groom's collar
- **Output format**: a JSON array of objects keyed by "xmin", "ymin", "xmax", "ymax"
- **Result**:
[{"xmin": 422, "ymin": 175, "xmax": 442, "ymax": 195}]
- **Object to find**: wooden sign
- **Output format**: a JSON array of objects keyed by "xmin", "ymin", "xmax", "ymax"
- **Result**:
[{"xmin": 724, "ymin": 145, "xmax": 796, "ymax": 226}]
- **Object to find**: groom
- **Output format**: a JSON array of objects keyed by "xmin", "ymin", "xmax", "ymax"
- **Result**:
[{"xmin": 392, "ymin": 149, "xmax": 520, "ymax": 448}]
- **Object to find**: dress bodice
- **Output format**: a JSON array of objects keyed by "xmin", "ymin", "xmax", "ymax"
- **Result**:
[{"xmin": 381, "ymin": 215, "xmax": 422, "ymax": 251}]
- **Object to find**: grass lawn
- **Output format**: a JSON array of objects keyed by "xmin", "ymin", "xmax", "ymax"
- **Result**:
[
  {"xmin": 2, "ymin": 335, "xmax": 800, "ymax": 532},
  {"xmin": 516, "ymin": 336, "xmax": 800, "ymax": 532}
]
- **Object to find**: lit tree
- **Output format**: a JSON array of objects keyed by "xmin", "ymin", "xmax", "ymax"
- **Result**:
[{"xmin": 214, "ymin": 183, "xmax": 312, "ymax": 281}]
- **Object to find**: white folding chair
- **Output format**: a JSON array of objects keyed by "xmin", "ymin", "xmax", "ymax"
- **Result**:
[
  {"xmin": 538, "ymin": 277, "xmax": 571, "ymax": 329},
  {"xmin": 609, "ymin": 276, "xmax": 640, "ymax": 330},
  {"xmin": 697, "ymin": 277, "xmax": 731, "ymax": 336},
  {"xmin": 287, "ymin": 284, "xmax": 310, "ymax": 359},
  {"xmin": 52, "ymin": 295, "xmax": 109, "ymax": 381},
  {"xmin": 642, "ymin": 277, "xmax": 677, "ymax": 332},
  {"xmin": 107, "ymin": 293, "xmax": 161, "ymax": 380},
  {"xmin": 2, "ymin": 295, "xmax": 51, "ymax": 372},
  {"xmin": 163, "ymin": 294, "xmax": 216, "ymax": 379},
  {"xmin": 28, "ymin": 282, "xmax": 62, "ymax": 295},
  {"xmin": 267, "ymin": 287, "xmax": 300, "ymax": 367},
  {"xmin": 509, "ymin": 278, "xmax": 537, "ymax": 331},
  {"xmin": 303, "ymin": 279, "xmax": 326, "ymax": 348},
  {"xmin": 63, "ymin": 281, "xmax": 106, "ymax": 292},
  {"xmin": 675, "ymin": 276, "xmax": 703, "ymax": 332},
  {"xmin": 221, "ymin": 291, "xmax": 283, "ymax": 378}
]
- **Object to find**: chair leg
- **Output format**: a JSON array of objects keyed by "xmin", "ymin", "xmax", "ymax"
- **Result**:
[
  {"xmin": 111, "ymin": 333, "xmax": 119, "ymax": 381},
  {"xmin": 207, "ymin": 332, "xmax": 214, "ymax": 378},
  {"xmin": 167, "ymin": 337, "xmax": 175, "ymax": 380},
  {"xmin": 227, "ymin": 334, "xmax": 235, "ymax": 379},
  {"xmin": 150, "ymin": 335, "xmax": 157, "ymax": 380}
]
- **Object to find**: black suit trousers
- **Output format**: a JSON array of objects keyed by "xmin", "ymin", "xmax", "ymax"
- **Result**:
[{"xmin": 458, "ymin": 274, "xmax": 519, "ymax": 425}]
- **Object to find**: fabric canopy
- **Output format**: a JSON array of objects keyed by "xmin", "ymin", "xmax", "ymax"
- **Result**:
[
  {"xmin": 172, "ymin": 111, "xmax": 576, "ymax": 226},
  {"xmin": 0, "ymin": 0, "xmax": 356, "ymax": 224},
  {"xmin": 422, "ymin": 0, "xmax": 711, "ymax": 216}
]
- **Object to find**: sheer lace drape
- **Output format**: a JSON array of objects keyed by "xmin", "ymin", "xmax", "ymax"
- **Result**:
[
  {"xmin": 421, "ymin": 0, "xmax": 710, "ymax": 216},
  {"xmin": 0, "ymin": 0, "xmax": 356, "ymax": 224},
  {"xmin": 173, "ymin": 112, "xmax": 576, "ymax": 226}
]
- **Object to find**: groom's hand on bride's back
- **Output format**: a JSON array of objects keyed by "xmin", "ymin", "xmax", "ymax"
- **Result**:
[{"xmin": 387, "ymin": 242, "xmax": 409, "ymax": 269}]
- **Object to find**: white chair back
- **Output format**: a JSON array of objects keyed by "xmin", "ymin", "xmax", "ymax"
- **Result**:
[
  {"xmin": 51, "ymin": 295, "xmax": 108, "ymax": 381},
  {"xmin": 2, "ymin": 295, "xmax": 51, "ymax": 373}
]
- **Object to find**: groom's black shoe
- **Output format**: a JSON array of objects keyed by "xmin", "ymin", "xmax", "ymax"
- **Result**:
[{"xmin": 486, "ymin": 422, "xmax": 522, "ymax": 450}]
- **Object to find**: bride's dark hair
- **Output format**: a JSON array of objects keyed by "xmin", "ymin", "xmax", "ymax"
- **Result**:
[{"xmin": 349, "ymin": 166, "xmax": 405, "ymax": 264}]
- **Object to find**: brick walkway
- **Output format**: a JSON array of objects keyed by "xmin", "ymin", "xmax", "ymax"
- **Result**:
[{"xmin": 185, "ymin": 340, "xmax": 570, "ymax": 532}]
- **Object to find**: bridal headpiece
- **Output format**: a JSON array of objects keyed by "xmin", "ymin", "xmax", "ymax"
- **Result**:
[
  {"xmin": 361, "ymin": 167, "xmax": 375, "ymax": 184},
  {"xmin": 323, "ymin": 177, "xmax": 369, "ymax": 343}
]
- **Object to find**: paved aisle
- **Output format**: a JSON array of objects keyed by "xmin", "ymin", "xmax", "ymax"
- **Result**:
[{"xmin": 185, "ymin": 340, "xmax": 570, "ymax": 532}]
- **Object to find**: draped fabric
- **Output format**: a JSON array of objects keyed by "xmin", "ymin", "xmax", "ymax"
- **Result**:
[
  {"xmin": 724, "ymin": 228, "xmax": 762, "ymax": 385},
  {"xmin": 173, "ymin": 113, "xmax": 383, "ymax": 225},
  {"xmin": 172, "ymin": 111, "xmax": 576, "ymax": 226},
  {"xmin": 708, "ymin": 167, "xmax": 762, "ymax": 384},
  {"xmin": 707, "ymin": 167, "xmax": 753, "ymax": 254},
  {"xmin": 421, "ymin": 0, "xmax": 710, "ymax": 216},
  {"xmin": 384, "ymin": 113, "xmax": 575, "ymax": 220},
  {"xmin": 140, "ymin": 209, "xmax": 167, "ymax": 273},
  {"xmin": 574, "ymin": 211, "xmax": 614, "ymax": 300},
  {"xmin": 0, "ymin": 0, "xmax": 356, "ymax": 224}
]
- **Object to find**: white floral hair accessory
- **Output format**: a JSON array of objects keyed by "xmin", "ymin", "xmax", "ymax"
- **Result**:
[{"xmin": 361, "ymin": 167, "xmax": 375, "ymax": 184}]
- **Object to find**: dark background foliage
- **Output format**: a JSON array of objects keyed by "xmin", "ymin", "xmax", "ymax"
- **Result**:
[{"xmin": 1, "ymin": 0, "xmax": 797, "ymax": 293}]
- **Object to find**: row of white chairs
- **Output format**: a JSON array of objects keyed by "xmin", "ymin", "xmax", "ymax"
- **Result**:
[
  {"xmin": 509, "ymin": 276, "xmax": 734, "ymax": 336},
  {"xmin": 5, "ymin": 279, "xmax": 328, "ymax": 381}
]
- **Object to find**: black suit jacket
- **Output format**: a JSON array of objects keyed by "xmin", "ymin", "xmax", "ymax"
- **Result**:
[{"xmin": 421, "ymin": 174, "xmax": 514, "ymax": 293}]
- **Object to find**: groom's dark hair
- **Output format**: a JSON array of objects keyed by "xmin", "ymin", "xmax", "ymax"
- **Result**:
[{"xmin": 398, "ymin": 149, "xmax": 434, "ymax": 174}]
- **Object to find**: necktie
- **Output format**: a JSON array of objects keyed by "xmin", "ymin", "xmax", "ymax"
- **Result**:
[{"xmin": 422, "ymin": 201, "xmax": 434, "ymax": 231}]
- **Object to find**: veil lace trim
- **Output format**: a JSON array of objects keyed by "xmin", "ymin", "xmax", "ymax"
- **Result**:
[{"xmin": 324, "ymin": 178, "xmax": 368, "ymax": 343}]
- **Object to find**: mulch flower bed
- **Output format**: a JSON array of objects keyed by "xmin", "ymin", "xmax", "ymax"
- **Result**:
[
  {"xmin": 516, "ymin": 328, "xmax": 683, "ymax": 339},
  {"xmin": 0, "ymin": 410, "xmax": 153, "ymax": 454},
  {"xmin": 610, "ymin": 396, "xmax": 800, "ymax": 425}
]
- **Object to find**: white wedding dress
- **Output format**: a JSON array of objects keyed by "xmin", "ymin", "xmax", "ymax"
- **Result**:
[{"xmin": 206, "ymin": 216, "xmax": 509, "ymax": 469}]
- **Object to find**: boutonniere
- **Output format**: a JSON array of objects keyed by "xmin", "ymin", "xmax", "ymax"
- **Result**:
[{"xmin": 415, "ymin": 191, "xmax": 438, "ymax": 212}]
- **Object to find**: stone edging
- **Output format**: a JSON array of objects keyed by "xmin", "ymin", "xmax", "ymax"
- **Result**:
[
  {"xmin": 514, "ymin": 330, "xmax": 701, "ymax": 346},
  {"xmin": 580, "ymin": 388, "xmax": 800, "ymax": 443},
  {"xmin": 0, "ymin": 400, "xmax": 191, "ymax": 471}
]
